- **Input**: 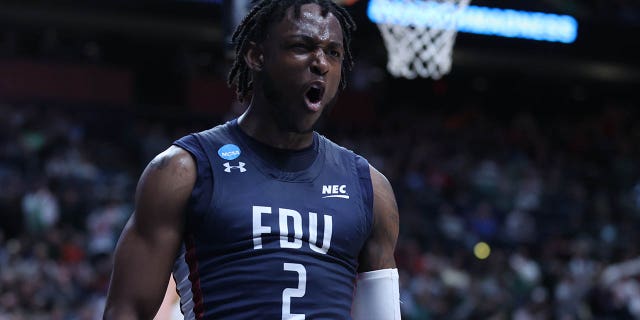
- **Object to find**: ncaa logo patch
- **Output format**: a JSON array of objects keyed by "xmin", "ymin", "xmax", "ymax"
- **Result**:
[{"xmin": 218, "ymin": 144, "xmax": 241, "ymax": 160}]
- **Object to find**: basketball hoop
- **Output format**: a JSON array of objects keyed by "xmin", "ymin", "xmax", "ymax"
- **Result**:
[{"xmin": 368, "ymin": 0, "xmax": 471, "ymax": 79}]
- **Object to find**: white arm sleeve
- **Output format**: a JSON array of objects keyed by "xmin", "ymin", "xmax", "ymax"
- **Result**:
[{"xmin": 352, "ymin": 268, "xmax": 401, "ymax": 320}]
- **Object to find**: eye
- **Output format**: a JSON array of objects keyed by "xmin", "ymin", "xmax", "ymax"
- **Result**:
[
  {"xmin": 290, "ymin": 43, "xmax": 310, "ymax": 53},
  {"xmin": 329, "ymin": 50, "xmax": 342, "ymax": 58}
]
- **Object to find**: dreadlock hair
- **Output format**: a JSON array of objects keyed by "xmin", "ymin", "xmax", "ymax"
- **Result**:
[{"xmin": 227, "ymin": 0, "xmax": 357, "ymax": 102}]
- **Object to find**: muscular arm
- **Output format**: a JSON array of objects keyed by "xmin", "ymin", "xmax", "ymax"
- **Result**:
[
  {"xmin": 104, "ymin": 146, "xmax": 196, "ymax": 320},
  {"xmin": 358, "ymin": 165, "xmax": 399, "ymax": 272},
  {"xmin": 352, "ymin": 165, "xmax": 400, "ymax": 319}
]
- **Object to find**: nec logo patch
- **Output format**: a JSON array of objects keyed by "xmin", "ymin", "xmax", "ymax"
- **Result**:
[{"xmin": 322, "ymin": 185, "xmax": 349, "ymax": 199}]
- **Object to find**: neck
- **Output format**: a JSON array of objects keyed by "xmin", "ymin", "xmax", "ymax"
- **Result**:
[{"xmin": 237, "ymin": 103, "xmax": 314, "ymax": 150}]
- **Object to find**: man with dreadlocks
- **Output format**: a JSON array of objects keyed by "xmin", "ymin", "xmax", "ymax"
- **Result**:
[{"xmin": 104, "ymin": 1, "xmax": 400, "ymax": 319}]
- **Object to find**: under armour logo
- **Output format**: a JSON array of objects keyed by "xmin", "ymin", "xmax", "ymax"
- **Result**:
[{"xmin": 223, "ymin": 162, "xmax": 247, "ymax": 173}]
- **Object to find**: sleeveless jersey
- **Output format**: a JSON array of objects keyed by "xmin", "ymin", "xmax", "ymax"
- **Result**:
[{"xmin": 172, "ymin": 120, "xmax": 374, "ymax": 320}]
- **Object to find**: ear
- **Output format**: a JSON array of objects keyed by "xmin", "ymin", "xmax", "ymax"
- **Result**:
[{"xmin": 244, "ymin": 41, "xmax": 264, "ymax": 71}]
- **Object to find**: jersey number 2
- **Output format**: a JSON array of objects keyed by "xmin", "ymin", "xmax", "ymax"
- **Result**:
[{"xmin": 282, "ymin": 263, "xmax": 306, "ymax": 320}]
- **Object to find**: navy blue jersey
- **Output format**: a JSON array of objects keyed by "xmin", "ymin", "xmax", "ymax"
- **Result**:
[{"xmin": 172, "ymin": 120, "xmax": 374, "ymax": 320}]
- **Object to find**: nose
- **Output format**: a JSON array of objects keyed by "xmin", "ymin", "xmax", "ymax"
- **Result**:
[{"xmin": 310, "ymin": 49, "xmax": 329, "ymax": 76}]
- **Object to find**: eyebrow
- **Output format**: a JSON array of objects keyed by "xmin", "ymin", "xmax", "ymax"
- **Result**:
[{"xmin": 286, "ymin": 35, "xmax": 343, "ymax": 48}]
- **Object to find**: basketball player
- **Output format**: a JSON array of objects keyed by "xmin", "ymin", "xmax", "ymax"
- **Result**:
[{"xmin": 103, "ymin": 1, "xmax": 400, "ymax": 319}]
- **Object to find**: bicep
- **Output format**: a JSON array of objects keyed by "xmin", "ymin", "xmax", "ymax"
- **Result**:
[
  {"xmin": 358, "ymin": 165, "xmax": 399, "ymax": 272},
  {"xmin": 104, "ymin": 146, "xmax": 195, "ymax": 319}
]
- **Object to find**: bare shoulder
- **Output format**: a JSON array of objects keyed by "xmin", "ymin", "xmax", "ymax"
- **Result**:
[
  {"xmin": 144, "ymin": 146, "xmax": 196, "ymax": 180},
  {"xmin": 369, "ymin": 165, "xmax": 397, "ymax": 211},
  {"xmin": 138, "ymin": 146, "xmax": 196, "ymax": 196},
  {"xmin": 369, "ymin": 164, "xmax": 399, "ymax": 239},
  {"xmin": 133, "ymin": 145, "xmax": 197, "ymax": 233}
]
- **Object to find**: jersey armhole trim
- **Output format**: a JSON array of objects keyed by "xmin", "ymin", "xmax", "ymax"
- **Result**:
[
  {"xmin": 355, "ymin": 155, "xmax": 374, "ymax": 235},
  {"xmin": 173, "ymin": 135, "xmax": 212, "ymax": 224}
]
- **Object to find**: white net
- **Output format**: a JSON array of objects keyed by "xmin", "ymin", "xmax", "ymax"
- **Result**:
[{"xmin": 372, "ymin": 0, "xmax": 471, "ymax": 79}]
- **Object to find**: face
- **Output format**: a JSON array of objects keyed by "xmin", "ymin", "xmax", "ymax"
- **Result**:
[{"xmin": 256, "ymin": 3, "xmax": 344, "ymax": 133}]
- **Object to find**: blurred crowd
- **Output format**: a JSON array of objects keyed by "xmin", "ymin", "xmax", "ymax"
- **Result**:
[
  {"xmin": 1, "ymin": 100, "xmax": 640, "ymax": 320},
  {"xmin": 332, "ymin": 104, "xmax": 640, "ymax": 320}
]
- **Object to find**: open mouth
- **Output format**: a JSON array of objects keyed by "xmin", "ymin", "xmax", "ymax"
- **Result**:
[{"xmin": 304, "ymin": 85, "xmax": 325, "ymax": 111}]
